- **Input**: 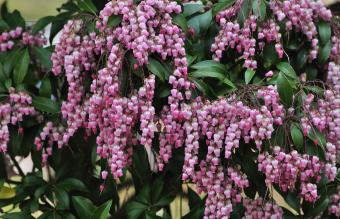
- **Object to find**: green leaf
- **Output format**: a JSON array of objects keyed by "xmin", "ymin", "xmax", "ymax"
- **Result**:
[
  {"xmin": 0, "ymin": 19, "xmax": 9, "ymax": 32},
  {"xmin": 237, "ymin": 0, "xmax": 251, "ymax": 25},
  {"xmin": 32, "ymin": 96, "xmax": 60, "ymax": 114},
  {"xmin": 72, "ymin": 196, "xmax": 96, "ymax": 219},
  {"xmin": 126, "ymin": 201, "xmax": 148, "ymax": 219},
  {"xmin": 252, "ymin": 0, "xmax": 266, "ymax": 21},
  {"xmin": 3, "ymin": 48, "xmax": 21, "ymax": 76},
  {"xmin": 5, "ymin": 10, "xmax": 25, "ymax": 28},
  {"xmin": 318, "ymin": 40, "xmax": 331, "ymax": 64},
  {"xmin": 190, "ymin": 77, "xmax": 216, "ymax": 98},
  {"xmin": 222, "ymin": 78, "xmax": 236, "ymax": 88},
  {"xmin": 183, "ymin": 3, "xmax": 203, "ymax": 17},
  {"xmin": 285, "ymin": 192, "xmax": 300, "ymax": 212},
  {"xmin": 39, "ymin": 78, "xmax": 52, "ymax": 98},
  {"xmin": 188, "ymin": 9, "xmax": 212, "ymax": 36},
  {"xmin": 213, "ymin": 0, "xmax": 236, "ymax": 16},
  {"xmin": 296, "ymin": 49, "xmax": 308, "ymax": 70},
  {"xmin": 77, "ymin": 0, "xmax": 97, "ymax": 14},
  {"xmin": 191, "ymin": 60, "xmax": 226, "ymax": 73},
  {"xmin": 151, "ymin": 179, "xmax": 164, "ymax": 204},
  {"xmin": 276, "ymin": 62, "xmax": 298, "ymax": 80},
  {"xmin": 305, "ymin": 197, "xmax": 329, "ymax": 217},
  {"xmin": 0, "ymin": 62, "xmax": 7, "ymax": 82},
  {"xmin": 55, "ymin": 188, "xmax": 70, "ymax": 210},
  {"xmin": 33, "ymin": 46, "xmax": 52, "ymax": 70},
  {"xmin": 13, "ymin": 48, "xmax": 30, "ymax": 85},
  {"xmin": 190, "ymin": 70, "xmax": 225, "ymax": 80},
  {"xmin": 308, "ymin": 129, "xmax": 326, "ymax": 149},
  {"xmin": 2, "ymin": 212, "xmax": 34, "ymax": 219},
  {"xmin": 276, "ymin": 72, "xmax": 293, "ymax": 106},
  {"xmin": 303, "ymin": 85, "xmax": 324, "ymax": 96},
  {"xmin": 34, "ymin": 185, "xmax": 48, "ymax": 199},
  {"xmin": 245, "ymin": 69, "xmax": 255, "ymax": 84},
  {"xmin": 147, "ymin": 58, "xmax": 170, "ymax": 81},
  {"xmin": 173, "ymin": 14, "xmax": 188, "ymax": 33},
  {"xmin": 107, "ymin": 15, "xmax": 122, "ymax": 28},
  {"xmin": 49, "ymin": 12, "xmax": 73, "ymax": 43},
  {"xmin": 263, "ymin": 44, "xmax": 279, "ymax": 68},
  {"xmin": 154, "ymin": 194, "xmax": 175, "ymax": 207},
  {"xmin": 290, "ymin": 124, "xmax": 304, "ymax": 150},
  {"xmin": 92, "ymin": 200, "xmax": 112, "ymax": 219},
  {"xmin": 57, "ymin": 178, "xmax": 87, "ymax": 192},
  {"xmin": 31, "ymin": 16, "xmax": 55, "ymax": 35},
  {"xmin": 305, "ymin": 65, "xmax": 318, "ymax": 80},
  {"xmin": 318, "ymin": 21, "xmax": 331, "ymax": 45}
]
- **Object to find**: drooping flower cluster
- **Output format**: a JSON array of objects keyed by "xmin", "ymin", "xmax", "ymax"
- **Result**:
[
  {"xmin": 243, "ymin": 197, "xmax": 283, "ymax": 219},
  {"xmin": 0, "ymin": 27, "xmax": 46, "ymax": 52},
  {"xmin": 212, "ymin": 16, "xmax": 258, "ymax": 69},
  {"xmin": 270, "ymin": 0, "xmax": 332, "ymax": 60},
  {"xmin": 0, "ymin": 88, "xmax": 36, "ymax": 152},
  {"xmin": 258, "ymin": 146, "xmax": 324, "ymax": 202},
  {"xmin": 34, "ymin": 122, "xmax": 65, "ymax": 163},
  {"xmin": 328, "ymin": 186, "xmax": 340, "ymax": 217},
  {"xmin": 34, "ymin": 0, "xmax": 339, "ymax": 217},
  {"xmin": 50, "ymin": 0, "xmax": 191, "ymax": 180}
]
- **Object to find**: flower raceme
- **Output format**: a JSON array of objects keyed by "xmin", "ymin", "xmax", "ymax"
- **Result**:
[{"xmin": 0, "ymin": 0, "xmax": 338, "ymax": 218}]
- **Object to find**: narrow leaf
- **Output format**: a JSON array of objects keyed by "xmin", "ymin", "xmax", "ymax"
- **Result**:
[
  {"xmin": 32, "ymin": 96, "xmax": 60, "ymax": 114},
  {"xmin": 245, "ymin": 69, "xmax": 255, "ymax": 84},
  {"xmin": 31, "ymin": 16, "xmax": 55, "ymax": 35},
  {"xmin": 13, "ymin": 48, "xmax": 30, "ymax": 85}
]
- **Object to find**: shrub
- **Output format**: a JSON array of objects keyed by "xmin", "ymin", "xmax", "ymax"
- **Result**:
[{"xmin": 0, "ymin": 0, "xmax": 339, "ymax": 218}]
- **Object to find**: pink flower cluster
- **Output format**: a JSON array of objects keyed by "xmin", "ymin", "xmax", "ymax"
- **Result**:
[
  {"xmin": 50, "ymin": 0, "xmax": 190, "ymax": 180},
  {"xmin": 0, "ymin": 27, "xmax": 22, "ymax": 52},
  {"xmin": 0, "ymin": 88, "xmax": 36, "ymax": 152},
  {"xmin": 215, "ymin": 0, "xmax": 243, "ymax": 21},
  {"xmin": 257, "ymin": 19, "xmax": 283, "ymax": 58},
  {"xmin": 34, "ymin": 122, "xmax": 65, "ymax": 163},
  {"xmin": 328, "ymin": 186, "xmax": 340, "ymax": 217},
  {"xmin": 0, "ymin": 27, "xmax": 46, "ymax": 52},
  {"xmin": 258, "ymin": 146, "xmax": 323, "ymax": 202},
  {"xmin": 212, "ymin": 16, "xmax": 258, "ymax": 69},
  {"xmin": 270, "ymin": 0, "xmax": 332, "ymax": 60},
  {"xmin": 243, "ymin": 197, "xmax": 283, "ymax": 219}
]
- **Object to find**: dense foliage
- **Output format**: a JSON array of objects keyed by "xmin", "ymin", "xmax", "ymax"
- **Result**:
[{"xmin": 0, "ymin": 0, "xmax": 339, "ymax": 218}]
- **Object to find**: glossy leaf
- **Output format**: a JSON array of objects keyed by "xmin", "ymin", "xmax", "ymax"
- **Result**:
[
  {"xmin": 72, "ymin": 196, "xmax": 96, "ymax": 219},
  {"xmin": 31, "ymin": 16, "xmax": 55, "ymax": 35},
  {"xmin": 276, "ymin": 72, "xmax": 293, "ymax": 106},
  {"xmin": 55, "ymin": 187, "xmax": 70, "ymax": 210},
  {"xmin": 191, "ymin": 60, "xmax": 227, "ymax": 73},
  {"xmin": 190, "ymin": 70, "xmax": 225, "ymax": 80},
  {"xmin": 77, "ymin": 0, "xmax": 97, "ymax": 14},
  {"xmin": 173, "ymin": 14, "xmax": 188, "ymax": 33},
  {"xmin": 5, "ymin": 10, "xmax": 25, "ymax": 28},
  {"xmin": 252, "ymin": 0, "xmax": 266, "ymax": 21},
  {"xmin": 318, "ymin": 40, "xmax": 331, "ymax": 64},
  {"xmin": 13, "ymin": 48, "xmax": 30, "ymax": 85},
  {"xmin": 183, "ymin": 3, "xmax": 203, "ymax": 17},
  {"xmin": 57, "ymin": 178, "xmax": 87, "ymax": 192},
  {"xmin": 92, "ymin": 200, "xmax": 112, "ymax": 219},
  {"xmin": 213, "ymin": 0, "xmax": 236, "ymax": 16},
  {"xmin": 245, "ymin": 69, "xmax": 255, "ymax": 84},
  {"xmin": 276, "ymin": 62, "xmax": 298, "ymax": 80},
  {"xmin": 126, "ymin": 201, "xmax": 148, "ymax": 219},
  {"xmin": 147, "ymin": 58, "xmax": 170, "ymax": 81},
  {"xmin": 290, "ymin": 124, "xmax": 304, "ymax": 150},
  {"xmin": 318, "ymin": 21, "xmax": 331, "ymax": 45},
  {"xmin": 33, "ymin": 46, "xmax": 52, "ymax": 70},
  {"xmin": 32, "ymin": 96, "xmax": 60, "ymax": 114}
]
